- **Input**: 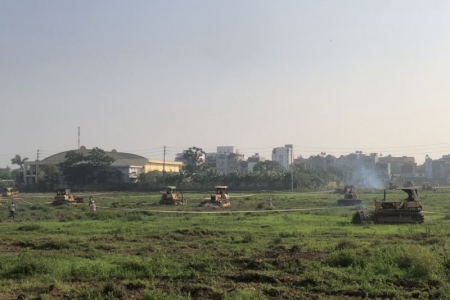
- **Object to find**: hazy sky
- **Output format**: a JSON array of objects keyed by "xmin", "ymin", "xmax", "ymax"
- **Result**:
[{"xmin": 1, "ymin": 0, "xmax": 450, "ymax": 167}]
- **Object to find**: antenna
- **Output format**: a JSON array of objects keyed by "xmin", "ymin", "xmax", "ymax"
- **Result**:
[{"xmin": 78, "ymin": 127, "xmax": 80, "ymax": 149}]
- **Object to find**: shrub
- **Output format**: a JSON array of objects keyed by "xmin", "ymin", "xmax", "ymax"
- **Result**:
[
  {"xmin": 102, "ymin": 282, "xmax": 125, "ymax": 299},
  {"xmin": 327, "ymin": 249, "xmax": 364, "ymax": 268},
  {"xmin": 6, "ymin": 254, "xmax": 52, "ymax": 279},
  {"xmin": 34, "ymin": 240, "xmax": 72, "ymax": 250},
  {"xmin": 242, "ymin": 233, "xmax": 254, "ymax": 243},
  {"xmin": 17, "ymin": 224, "xmax": 41, "ymax": 231},
  {"xmin": 335, "ymin": 239, "xmax": 358, "ymax": 250},
  {"xmin": 124, "ymin": 213, "xmax": 144, "ymax": 222}
]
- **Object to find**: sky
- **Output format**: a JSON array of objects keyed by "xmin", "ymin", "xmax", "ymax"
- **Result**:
[{"xmin": 1, "ymin": 0, "xmax": 450, "ymax": 168}]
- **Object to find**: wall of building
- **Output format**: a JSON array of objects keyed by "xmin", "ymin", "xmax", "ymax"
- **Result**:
[
  {"xmin": 271, "ymin": 145, "xmax": 293, "ymax": 170},
  {"xmin": 144, "ymin": 160, "xmax": 183, "ymax": 173}
]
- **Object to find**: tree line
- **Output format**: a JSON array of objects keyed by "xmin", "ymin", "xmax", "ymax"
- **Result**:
[
  {"xmin": 139, "ymin": 147, "xmax": 352, "ymax": 190},
  {"xmin": 9, "ymin": 146, "xmax": 352, "ymax": 191}
]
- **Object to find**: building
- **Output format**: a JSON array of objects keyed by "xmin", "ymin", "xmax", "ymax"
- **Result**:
[
  {"xmin": 217, "ymin": 146, "xmax": 238, "ymax": 154},
  {"xmin": 378, "ymin": 156, "xmax": 416, "ymax": 177},
  {"xmin": 271, "ymin": 144, "xmax": 293, "ymax": 170},
  {"xmin": 23, "ymin": 146, "xmax": 182, "ymax": 184},
  {"xmin": 335, "ymin": 152, "xmax": 385, "ymax": 187},
  {"xmin": 216, "ymin": 152, "xmax": 246, "ymax": 174},
  {"xmin": 204, "ymin": 153, "xmax": 217, "ymax": 170},
  {"xmin": 431, "ymin": 154, "xmax": 450, "ymax": 184},
  {"xmin": 302, "ymin": 154, "xmax": 336, "ymax": 171},
  {"xmin": 424, "ymin": 155, "xmax": 433, "ymax": 179},
  {"xmin": 247, "ymin": 153, "xmax": 266, "ymax": 171}
]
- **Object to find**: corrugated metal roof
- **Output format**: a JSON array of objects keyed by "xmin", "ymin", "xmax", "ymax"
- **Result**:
[{"xmin": 38, "ymin": 149, "xmax": 149, "ymax": 167}]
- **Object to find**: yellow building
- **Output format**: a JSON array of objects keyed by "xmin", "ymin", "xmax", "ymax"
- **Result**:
[{"xmin": 144, "ymin": 159, "xmax": 183, "ymax": 173}]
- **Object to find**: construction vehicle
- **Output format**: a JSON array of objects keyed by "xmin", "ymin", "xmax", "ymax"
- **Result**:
[
  {"xmin": 352, "ymin": 188, "xmax": 424, "ymax": 224},
  {"xmin": 160, "ymin": 186, "xmax": 186, "ymax": 205},
  {"xmin": 331, "ymin": 188, "xmax": 345, "ymax": 194},
  {"xmin": 422, "ymin": 182, "xmax": 436, "ymax": 191},
  {"xmin": 199, "ymin": 186, "xmax": 231, "ymax": 208},
  {"xmin": 2, "ymin": 187, "xmax": 19, "ymax": 197},
  {"xmin": 336, "ymin": 185, "xmax": 362, "ymax": 206},
  {"xmin": 52, "ymin": 189, "xmax": 84, "ymax": 206},
  {"xmin": 403, "ymin": 180, "xmax": 415, "ymax": 187},
  {"xmin": 387, "ymin": 175, "xmax": 414, "ymax": 189}
]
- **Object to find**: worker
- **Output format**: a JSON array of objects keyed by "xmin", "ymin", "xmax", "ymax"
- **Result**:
[
  {"xmin": 89, "ymin": 199, "xmax": 97, "ymax": 212},
  {"xmin": 89, "ymin": 196, "xmax": 94, "ymax": 206},
  {"xmin": 267, "ymin": 197, "xmax": 273, "ymax": 208},
  {"xmin": 8, "ymin": 202, "xmax": 16, "ymax": 220}
]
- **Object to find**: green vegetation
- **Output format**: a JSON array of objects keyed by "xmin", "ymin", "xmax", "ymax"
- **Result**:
[
  {"xmin": 139, "ymin": 164, "xmax": 352, "ymax": 191},
  {"xmin": 59, "ymin": 147, "xmax": 123, "ymax": 186},
  {"xmin": 10, "ymin": 154, "xmax": 28, "ymax": 183},
  {"xmin": 1, "ymin": 188, "xmax": 450, "ymax": 299}
]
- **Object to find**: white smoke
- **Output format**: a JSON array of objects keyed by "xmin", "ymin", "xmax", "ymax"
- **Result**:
[{"xmin": 358, "ymin": 167, "xmax": 384, "ymax": 189}]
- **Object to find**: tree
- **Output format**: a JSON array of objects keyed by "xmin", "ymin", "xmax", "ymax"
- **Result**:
[
  {"xmin": 59, "ymin": 147, "xmax": 122, "ymax": 186},
  {"xmin": 11, "ymin": 155, "xmax": 28, "ymax": 183},
  {"xmin": 253, "ymin": 160, "xmax": 284, "ymax": 173},
  {"xmin": 40, "ymin": 165, "xmax": 59, "ymax": 190},
  {"xmin": 182, "ymin": 147, "xmax": 206, "ymax": 177},
  {"xmin": 59, "ymin": 151, "xmax": 89, "ymax": 185},
  {"xmin": 86, "ymin": 147, "xmax": 114, "ymax": 167}
]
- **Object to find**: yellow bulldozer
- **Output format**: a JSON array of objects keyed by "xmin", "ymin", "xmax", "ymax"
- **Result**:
[
  {"xmin": 160, "ymin": 186, "xmax": 186, "ymax": 205},
  {"xmin": 336, "ymin": 185, "xmax": 362, "ymax": 206},
  {"xmin": 2, "ymin": 187, "xmax": 19, "ymax": 198},
  {"xmin": 52, "ymin": 188, "xmax": 84, "ymax": 206},
  {"xmin": 422, "ymin": 182, "xmax": 437, "ymax": 191},
  {"xmin": 199, "ymin": 186, "xmax": 231, "ymax": 208},
  {"xmin": 352, "ymin": 188, "xmax": 424, "ymax": 224}
]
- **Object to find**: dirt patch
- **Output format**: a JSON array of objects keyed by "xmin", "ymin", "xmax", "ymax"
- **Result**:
[
  {"xmin": 234, "ymin": 248, "xmax": 328, "ymax": 272},
  {"xmin": 226, "ymin": 272, "xmax": 279, "ymax": 284},
  {"xmin": 180, "ymin": 285, "xmax": 223, "ymax": 300}
]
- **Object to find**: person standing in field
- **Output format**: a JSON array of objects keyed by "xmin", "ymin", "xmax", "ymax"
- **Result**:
[
  {"xmin": 8, "ymin": 202, "xmax": 16, "ymax": 220},
  {"xmin": 88, "ymin": 197, "xmax": 97, "ymax": 212},
  {"xmin": 267, "ymin": 197, "xmax": 273, "ymax": 208}
]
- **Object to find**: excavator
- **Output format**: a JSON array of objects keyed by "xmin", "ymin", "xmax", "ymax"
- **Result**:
[{"xmin": 352, "ymin": 187, "xmax": 424, "ymax": 224}]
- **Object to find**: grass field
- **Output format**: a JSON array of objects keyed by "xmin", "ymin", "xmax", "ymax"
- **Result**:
[{"xmin": 1, "ymin": 188, "xmax": 450, "ymax": 299}]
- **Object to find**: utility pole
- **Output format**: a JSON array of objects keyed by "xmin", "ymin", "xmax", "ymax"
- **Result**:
[
  {"xmin": 291, "ymin": 145, "xmax": 294, "ymax": 193},
  {"xmin": 163, "ymin": 146, "xmax": 166, "ymax": 187},
  {"xmin": 78, "ymin": 127, "xmax": 80, "ymax": 149},
  {"xmin": 36, "ymin": 149, "xmax": 40, "ymax": 186}
]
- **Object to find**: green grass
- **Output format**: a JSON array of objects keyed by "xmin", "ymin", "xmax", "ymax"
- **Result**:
[{"xmin": 0, "ymin": 189, "xmax": 450, "ymax": 299}]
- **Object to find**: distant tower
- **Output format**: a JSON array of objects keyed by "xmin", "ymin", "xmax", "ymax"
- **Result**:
[
  {"xmin": 425, "ymin": 155, "xmax": 433, "ymax": 179},
  {"xmin": 78, "ymin": 127, "xmax": 80, "ymax": 149}
]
